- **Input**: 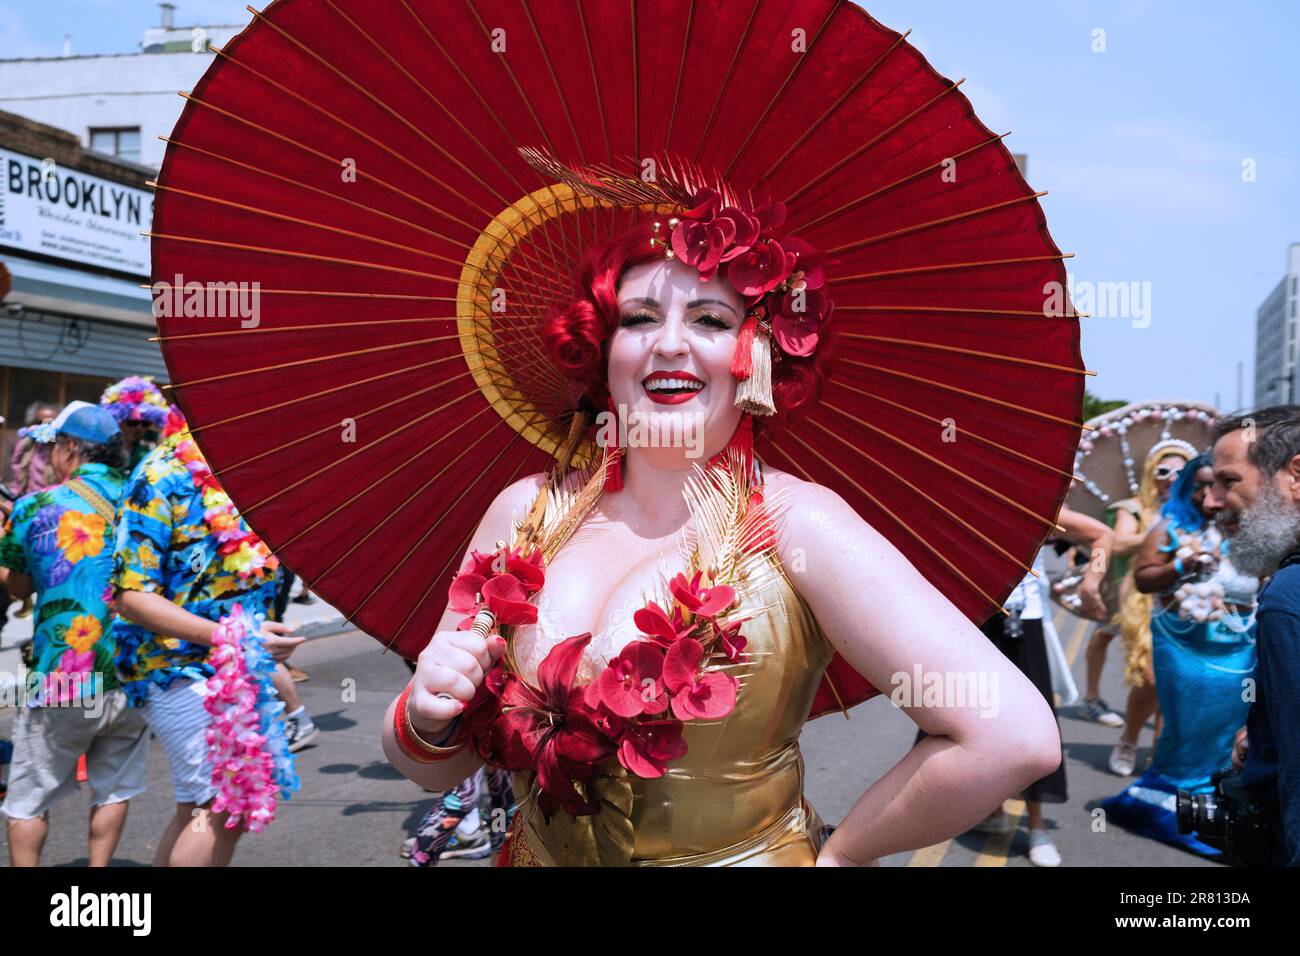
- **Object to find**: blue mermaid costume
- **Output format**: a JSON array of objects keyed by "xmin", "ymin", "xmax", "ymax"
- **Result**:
[{"xmin": 1100, "ymin": 525, "xmax": 1257, "ymax": 858}]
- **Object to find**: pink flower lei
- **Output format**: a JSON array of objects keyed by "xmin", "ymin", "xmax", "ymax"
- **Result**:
[
  {"xmin": 451, "ymin": 544, "xmax": 750, "ymax": 819},
  {"xmin": 203, "ymin": 603, "xmax": 300, "ymax": 831}
]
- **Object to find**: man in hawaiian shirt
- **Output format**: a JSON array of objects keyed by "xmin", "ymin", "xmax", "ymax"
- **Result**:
[
  {"xmin": 0, "ymin": 402, "xmax": 150, "ymax": 866},
  {"xmin": 111, "ymin": 411, "xmax": 308, "ymax": 867}
]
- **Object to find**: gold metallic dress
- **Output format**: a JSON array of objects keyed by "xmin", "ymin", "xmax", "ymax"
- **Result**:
[{"xmin": 502, "ymin": 455, "xmax": 837, "ymax": 867}]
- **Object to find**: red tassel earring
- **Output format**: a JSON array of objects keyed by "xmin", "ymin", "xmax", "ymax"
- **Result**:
[{"xmin": 602, "ymin": 395, "xmax": 624, "ymax": 492}]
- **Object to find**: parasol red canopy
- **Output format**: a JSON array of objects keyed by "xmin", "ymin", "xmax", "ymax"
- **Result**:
[{"xmin": 150, "ymin": 0, "xmax": 1086, "ymax": 718}]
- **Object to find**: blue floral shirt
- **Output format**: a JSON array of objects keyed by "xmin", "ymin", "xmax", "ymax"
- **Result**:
[
  {"xmin": 109, "ymin": 431, "xmax": 281, "ymax": 705},
  {"xmin": 0, "ymin": 463, "xmax": 125, "ymax": 705}
]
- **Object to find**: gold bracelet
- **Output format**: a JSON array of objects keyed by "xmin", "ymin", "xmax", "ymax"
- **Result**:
[{"xmin": 400, "ymin": 684, "xmax": 466, "ymax": 756}]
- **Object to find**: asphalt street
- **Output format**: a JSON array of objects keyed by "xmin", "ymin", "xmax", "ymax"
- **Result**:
[{"xmin": 0, "ymin": 603, "xmax": 1220, "ymax": 868}]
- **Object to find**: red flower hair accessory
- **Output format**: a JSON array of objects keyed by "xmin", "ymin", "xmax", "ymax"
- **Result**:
[{"xmin": 649, "ymin": 190, "xmax": 831, "ymax": 417}]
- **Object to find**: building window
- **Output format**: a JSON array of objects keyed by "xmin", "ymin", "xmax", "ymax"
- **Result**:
[{"xmin": 89, "ymin": 127, "xmax": 142, "ymax": 163}]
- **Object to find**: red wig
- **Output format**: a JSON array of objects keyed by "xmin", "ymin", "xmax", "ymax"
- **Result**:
[{"xmin": 541, "ymin": 220, "xmax": 836, "ymax": 435}]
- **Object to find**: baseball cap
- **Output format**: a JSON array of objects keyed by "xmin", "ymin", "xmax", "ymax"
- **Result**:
[{"xmin": 33, "ymin": 401, "xmax": 122, "ymax": 446}]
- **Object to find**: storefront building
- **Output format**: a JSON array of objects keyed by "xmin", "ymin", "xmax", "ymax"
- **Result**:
[{"xmin": 0, "ymin": 109, "xmax": 163, "ymax": 472}]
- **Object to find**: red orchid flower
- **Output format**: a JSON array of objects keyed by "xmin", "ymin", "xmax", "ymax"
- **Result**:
[
  {"xmin": 669, "ymin": 570, "xmax": 736, "ymax": 621},
  {"xmin": 671, "ymin": 216, "xmax": 738, "ymax": 281},
  {"xmin": 662, "ymin": 638, "xmax": 738, "ymax": 721},
  {"xmin": 596, "ymin": 641, "xmax": 668, "ymax": 717},
  {"xmin": 712, "ymin": 618, "xmax": 749, "ymax": 663},
  {"xmin": 726, "ymin": 237, "xmax": 797, "ymax": 298},
  {"xmin": 633, "ymin": 600, "xmax": 693, "ymax": 647},
  {"xmin": 773, "ymin": 286, "xmax": 831, "ymax": 358},
  {"xmin": 479, "ymin": 574, "xmax": 538, "ymax": 626},
  {"xmin": 781, "ymin": 237, "xmax": 827, "ymax": 290},
  {"xmin": 494, "ymin": 634, "xmax": 618, "ymax": 817},
  {"xmin": 617, "ymin": 719, "xmax": 688, "ymax": 779}
]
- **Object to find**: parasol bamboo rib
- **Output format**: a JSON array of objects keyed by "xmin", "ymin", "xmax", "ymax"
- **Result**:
[
  {"xmin": 796, "ymin": 131, "xmax": 1008, "ymax": 234},
  {"xmin": 201, "ymin": 52, "xmax": 498, "ymax": 235},
  {"xmin": 761, "ymin": 436, "xmax": 1008, "ymax": 616},
  {"xmin": 831, "ymin": 253, "xmax": 1072, "ymax": 285},
  {"xmin": 185, "ymin": 355, "xmax": 459, "ymax": 434},
  {"xmin": 275, "ymin": 402, "xmax": 525, "ymax": 553},
  {"xmin": 571, "ymin": 0, "xmax": 614, "ymax": 163},
  {"xmin": 169, "ymin": 339, "xmax": 560, "ymax": 415},
  {"xmin": 241, "ymin": 393, "xmax": 546, "ymax": 521},
  {"xmin": 834, "ymin": 380, "xmax": 1076, "ymax": 481},
  {"xmin": 153, "ymin": 315, "xmax": 461, "ymax": 342},
  {"xmin": 391, "ymin": 0, "xmax": 578, "ymax": 270},
  {"xmin": 148, "ymin": 180, "xmax": 494, "ymax": 275},
  {"xmin": 150, "ymin": 138, "xmax": 572, "ymax": 304},
  {"xmin": 663, "ymin": 0, "xmax": 696, "ymax": 149},
  {"xmin": 813, "ymin": 408, "xmax": 1066, "ymax": 534},
  {"xmin": 692, "ymin": 0, "xmax": 762, "ymax": 163},
  {"xmin": 845, "ymin": 360, "xmax": 1089, "ymax": 431},
  {"xmin": 842, "ymin": 333, "xmax": 1093, "ymax": 376},
  {"xmin": 315, "ymin": 433, "xmax": 535, "ymax": 621},
  {"xmin": 836, "ymin": 303, "xmax": 1082, "ymax": 320},
  {"xmin": 827, "ymin": 192, "xmax": 1050, "ymax": 256},
  {"xmin": 348, "ymin": 431, "xmax": 535, "ymax": 621},
  {"xmin": 145, "ymin": 229, "xmax": 470, "ymax": 284},
  {"xmin": 805, "ymin": 418, "xmax": 1038, "ymax": 576},
  {"xmin": 174, "ymin": 89, "xmax": 573, "ymax": 290},
  {"xmin": 786, "ymin": 77, "xmax": 967, "ymax": 205},
  {"xmin": 720, "ymin": 1, "xmax": 839, "ymax": 181},
  {"xmin": 631, "ymin": 0, "xmax": 639, "ymax": 159},
  {"xmin": 324, "ymin": 0, "xmax": 578, "ymax": 268},
  {"xmin": 756, "ymin": 27, "xmax": 911, "ymax": 185},
  {"xmin": 211, "ymin": 382, "xmax": 483, "ymax": 479},
  {"xmin": 240, "ymin": 7, "xmax": 530, "ymax": 233}
]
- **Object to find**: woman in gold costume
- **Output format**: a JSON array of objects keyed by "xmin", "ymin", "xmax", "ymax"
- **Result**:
[{"xmin": 382, "ymin": 201, "xmax": 1063, "ymax": 867}]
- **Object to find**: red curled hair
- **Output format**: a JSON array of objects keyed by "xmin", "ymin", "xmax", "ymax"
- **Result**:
[{"xmin": 541, "ymin": 220, "xmax": 836, "ymax": 434}]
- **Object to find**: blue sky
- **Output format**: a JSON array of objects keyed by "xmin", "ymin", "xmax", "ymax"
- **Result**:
[{"xmin": 3, "ymin": 0, "xmax": 1297, "ymax": 411}]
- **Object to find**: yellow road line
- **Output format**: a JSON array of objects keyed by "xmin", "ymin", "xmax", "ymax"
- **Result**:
[
  {"xmin": 1064, "ymin": 612, "xmax": 1090, "ymax": 667},
  {"xmin": 973, "ymin": 799, "xmax": 1026, "ymax": 866},
  {"xmin": 907, "ymin": 840, "xmax": 952, "ymax": 867}
]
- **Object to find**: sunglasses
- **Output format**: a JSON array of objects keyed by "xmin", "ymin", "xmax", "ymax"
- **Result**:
[{"xmin": 1154, "ymin": 465, "xmax": 1184, "ymax": 480}]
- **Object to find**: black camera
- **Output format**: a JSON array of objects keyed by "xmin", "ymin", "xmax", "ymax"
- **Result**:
[{"xmin": 1177, "ymin": 769, "xmax": 1275, "ymax": 867}]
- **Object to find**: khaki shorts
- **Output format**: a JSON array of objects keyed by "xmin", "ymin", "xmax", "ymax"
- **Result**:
[{"xmin": 1, "ymin": 689, "xmax": 150, "ymax": 820}]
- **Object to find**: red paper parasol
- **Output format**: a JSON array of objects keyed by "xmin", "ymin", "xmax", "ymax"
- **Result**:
[{"xmin": 150, "ymin": 0, "xmax": 1086, "ymax": 718}]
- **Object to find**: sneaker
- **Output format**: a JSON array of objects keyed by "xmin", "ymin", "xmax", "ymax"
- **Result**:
[
  {"xmin": 1082, "ymin": 696, "xmax": 1124, "ymax": 728},
  {"xmin": 400, "ymin": 836, "xmax": 416, "ymax": 859},
  {"xmin": 441, "ymin": 828, "xmax": 493, "ymax": 860},
  {"xmin": 1109, "ymin": 741, "xmax": 1138, "ymax": 776},
  {"xmin": 285, "ymin": 711, "xmax": 320, "ymax": 752},
  {"xmin": 1028, "ymin": 829, "xmax": 1061, "ymax": 867}
]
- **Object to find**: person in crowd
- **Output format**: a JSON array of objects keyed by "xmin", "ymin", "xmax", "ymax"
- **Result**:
[
  {"xmin": 8, "ymin": 401, "xmax": 60, "ymax": 497},
  {"xmin": 2, "ymin": 402, "xmax": 61, "ymax": 637},
  {"xmin": 1088, "ymin": 441, "xmax": 1195, "ymax": 776},
  {"xmin": 920, "ymin": 505, "xmax": 1112, "ymax": 866},
  {"xmin": 402, "ymin": 765, "xmax": 515, "ymax": 866},
  {"xmin": 1209, "ymin": 406, "xmax": 1300, "ymax": 866},
  {"xmin": 1100, "ymin": 454, "xmax": 1257, "ymax": 856},
  {"xmin": 0, "ymin": 402, "xmax": 150, "ymax": 866},
  {"xmin": 109, "ymin": 407, "xmax": 311, "ymax": 866},
  {"xmin": 99, "ymin": 376, "xmax": 170, "ymax": 475}
]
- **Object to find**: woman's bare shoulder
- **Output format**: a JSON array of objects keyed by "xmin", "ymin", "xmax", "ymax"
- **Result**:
[
  {"xmin": 761, "ymin": 465, "xmax": 889, "ymax": 549},
  {"xmin": 480, "ymin": 472, "xmax": 548, "ymax": 535}
]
